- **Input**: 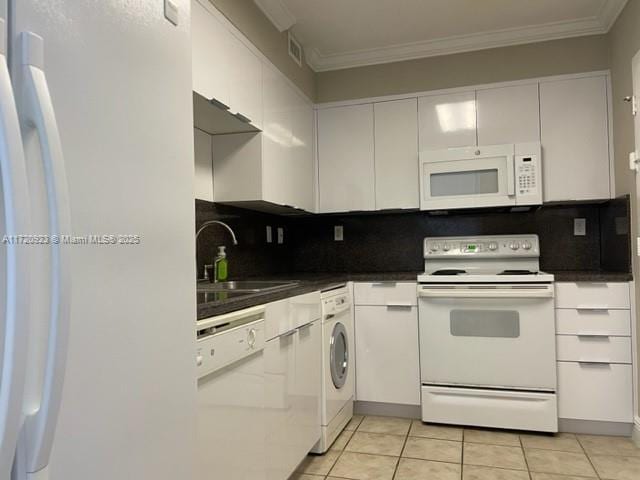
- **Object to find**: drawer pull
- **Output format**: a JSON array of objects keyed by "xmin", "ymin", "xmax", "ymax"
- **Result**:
[
  {"xmin": 386, "ymin": 302, "xmax": 413, "ymax": 308},
  {"xmin": 577, "ymin": 333, "xmax": 610, "ymax": 338},
  {"xmin": 578, "ymin": 361, "xmax": 611, "ymax": 366},
  {"xmin": 576, "ymin": 307, "xmax": 610, "ymax": 312},
  {"xmin": 372, "ymin": 282, "xmax": 397, "ymax": 287}
]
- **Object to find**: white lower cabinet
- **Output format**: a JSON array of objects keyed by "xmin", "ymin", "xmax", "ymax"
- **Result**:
[
  {"xmin": 558, "ymin": 362, "xmax": 633, "ymax": 423},
  {"xmin": 354, "ymin": 282, "xmax": 420, "ymax": 406},
  {"xmin": 554, "ymin": 282, "xmax": 634, "ymax": 425},
  {"xmin": 264, "ymin": 294, "xmax": 321, "ymax": 480}
]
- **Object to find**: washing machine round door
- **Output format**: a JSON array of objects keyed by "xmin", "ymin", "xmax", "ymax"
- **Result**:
[{"xmin": 330, "ymin": 322, "xmax": 349, "ymax": 389}]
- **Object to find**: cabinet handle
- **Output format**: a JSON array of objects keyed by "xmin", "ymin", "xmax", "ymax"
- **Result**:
[
  {"xmin": 578, "ymin": 361, "xmax": 611, "ymax": 366},
  {"xmin": 281, "ymin": 329, "xmax": 297, "ymax": 338},
  {"xmin": 576, "ymin": 333, "xmax": 610, "ymax": 338},
  {"xmin": 234, "ymin": 112, "xmax": 252, "ymax": 124},
  {"xmin": 576, "ymin": 307, "xmax": 610, "ymax": 312},
  {"xmin": 371, "ymin": 282, "xmax": 396, "ymax": 287},
  {"xmin": 386, "ymin": 303, "xmax": 413, "ymax": 308},
  {"xmin": 297, "ymin": 322, "xmax": 314, "ymax": 331},
  {"xmin": 209, "ymin": 97, "xmax": 230, "ymax": 110}
]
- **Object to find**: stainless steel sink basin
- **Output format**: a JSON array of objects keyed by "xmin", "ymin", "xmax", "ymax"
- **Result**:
[{"xmin": 197, "ymin": 280, "xmax": 299, "ymax": 294}]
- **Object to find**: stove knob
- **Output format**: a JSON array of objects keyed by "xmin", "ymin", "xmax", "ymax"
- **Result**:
[
  {"xmin": 442, "ymin": 243, "xmax": 450, "ymax": 252},
  {"xmin": 430, "ymin": 243, "xmax": 440, "ymax": 252},
  {"xmin": 488, "ymin": 242, "xmax": 498, "ymax": 251},
  {"xmin": 509, "ymin": 241, "xmax": 520, "ymax": 251},
  {"xmin": 522, "ymin": 241, "xmax": 532, "ymax": 250}
]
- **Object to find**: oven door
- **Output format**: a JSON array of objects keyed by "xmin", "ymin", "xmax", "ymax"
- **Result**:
[
  {"xmin": 420, "ymin": 144, "xmax": 515, "ymax": 210},
  {"xmin": 418, "ymin": 283, "xmax": 556, "ymax": 390}
]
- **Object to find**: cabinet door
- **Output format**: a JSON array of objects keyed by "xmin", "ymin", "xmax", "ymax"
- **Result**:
[
  {"xmin": 290, "ymin": 92, "xmax": 315, "ymax": 212},
  {"xmin": 228, "ymin": 34, "xmax": 263, "ymax": 128},
  {"xmin": 262, "ymin": 66, "xmax": 292, "ymax": 206},
  {"xmin": 374, "ymin": 99, "xmax": 419, "ymax": 209},
  {"xmin": 317, "ymin": 104, "xmax": 375, "ymax": 213},
  {"xmin": 354, "ymin": 306, "xmax": 420, "ymax": 405},
  {"xmin": 191, "ymin": 0, "xmax": 230, "ymax": 106},
  {"xmin": 292, "ymin": 321, "xmax": 321, "ymax": 459},
  {"xmin": 540, "ymin": 76, "xmax": 611, "ymax": 202},
  {"xmin": 264, "ymin": 334, "xmax": 296, "ymax": 480},
  {"xmin": 477, "ymin": 84, "xmax": 540, "ymax": 145},
  {"xmin": 418, "ymin": 91, "xmax": 476, "ymax": 150},
  {"xmin": 193, "ymin": 128, "xmax": 213, "ymax": 201}
]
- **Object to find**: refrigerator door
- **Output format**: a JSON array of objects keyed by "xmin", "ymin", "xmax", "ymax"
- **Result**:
[
  {"xmin": 0, "ymin": 10, "xmax": 31, "ymax": 480},
  {"xmin": 9, "ymin": 1, "xmax": 197, "ymax": 479}
]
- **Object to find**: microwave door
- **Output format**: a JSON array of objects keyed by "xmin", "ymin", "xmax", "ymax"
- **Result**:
[{"xmin": 421, "ymin": 156, "xmax": 515, "ymax": 210}]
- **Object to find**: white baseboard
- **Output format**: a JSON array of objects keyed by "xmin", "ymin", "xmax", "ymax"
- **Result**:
[{"xmin": 633, "ymin": 416, "xmax": 640, "ymax": 446}]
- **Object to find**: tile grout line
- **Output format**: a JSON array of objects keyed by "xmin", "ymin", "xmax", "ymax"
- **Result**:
[
  {"xmin": 390, "ymin": 425, "xmax": 410, "ymax": 480},
  {"xmin": 518, "ymin": 434, "xmax": 533, "ymax": 480},
  {"xmin": 576, "ymin": 436, "xmax": 602, "ymax": 480}
]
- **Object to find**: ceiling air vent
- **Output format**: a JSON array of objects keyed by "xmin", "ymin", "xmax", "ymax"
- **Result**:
[{"xmin": 288, "ymin": 31, "xmax": 302, "ymax": 67}]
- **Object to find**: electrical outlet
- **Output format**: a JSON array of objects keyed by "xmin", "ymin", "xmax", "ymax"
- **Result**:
[
  {"xmin": 277, "ymin": 227, "xmax": 284, "ymax": 244},
  {"xmin": 334, "ymin": 225, "xmax": 344, "ymax": 241},
  {"xmin": 574, "ymin": 218, "xmax": 586, "ymax": 236},
  {"xmin": 266, "ymin": 226, "xmax": 272, "ymax": 243}
]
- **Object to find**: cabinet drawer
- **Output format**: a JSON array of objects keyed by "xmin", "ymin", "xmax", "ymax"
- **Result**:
[
  {"xmin": 556, "ymin": 336, "xmax": 631, "ymax": 363},
  {"xmin": 354, "ymin": 282, "xmax": 417, "ymax": 306},
  {"xmin": 557, "ymin": 362, "xmax": 633, "ymax": 423},
  {"xmin": 265, "ymin": 292, "xmax": 321, "ymax": 340},
  {"xmin": 555, "ymin": 283, "xmax": 630, "ymax": 309},
  {"xmin": 556, "ymin": 309, "xmax": 631, "ymax": 336}
]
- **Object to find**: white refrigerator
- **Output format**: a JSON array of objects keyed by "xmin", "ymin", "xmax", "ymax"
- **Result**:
[{"xmin": 0, "ymin": 1, "xmax": 197, "ymax": 479}]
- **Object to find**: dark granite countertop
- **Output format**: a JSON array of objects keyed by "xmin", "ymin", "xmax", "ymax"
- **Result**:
[
  {"xmin": 548, "ymin": 270, "xmax": 633, "ymax": 282},
  {"xmin": 197, "ymin": 271, "xmax": 421, "ymax": 320}
]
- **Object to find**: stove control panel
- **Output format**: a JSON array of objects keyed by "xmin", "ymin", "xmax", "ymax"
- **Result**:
[{"xmin": 424, "ymin": 235, "xmax": 539, "ymax": 258}]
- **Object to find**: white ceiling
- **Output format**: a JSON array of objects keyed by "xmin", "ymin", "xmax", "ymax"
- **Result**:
[{"xmin": 254, "ymin": 0, "xmax": 628, "ymax": 72}]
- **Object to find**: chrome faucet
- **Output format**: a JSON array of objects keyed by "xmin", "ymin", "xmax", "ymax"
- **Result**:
[{"xmin": 195, "ymin": 220, "xmax": 238, "ymax": 280}]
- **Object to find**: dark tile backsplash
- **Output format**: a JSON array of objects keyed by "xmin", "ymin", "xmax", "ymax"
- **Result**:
[{"xmin": 195, "ymin": 196, "xmax": 631, "ymax": 278}]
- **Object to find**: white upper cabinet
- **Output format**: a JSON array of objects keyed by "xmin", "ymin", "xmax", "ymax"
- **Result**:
[
  {"xmin": 540, "ymin": 76, "xmax": 611, "ymax": 202},
  {"xmin": 191, "ymin": 0, "xmax": 262, "ymax": 128},
  {"xmin": 418, "ymin": 91, "xmax": 477, "ymax": 150},
  {"xmin": 317, "ymin": 104, "xmax": 376, "ymax": 213},
  {"xmin": 374, "ymin": 99, "xmax": 419, "ymax": 210},
  {"xmin": 477, "ymin": 84, "xmax": 540, "ymax": 145},
  {"xmin": 290, "ymin": 90, "xmax": 315, "ymax": 212},
  {"xmin": 194, "ymin": 128, "xmax": 213, "ymax": 201},
  {"xmin": 191, "ymin": 0, "xmax": 230, "ymax": 107},
  {"xmin": 228, "ymin": 34, "xmax": 263, "ymax": 129}
]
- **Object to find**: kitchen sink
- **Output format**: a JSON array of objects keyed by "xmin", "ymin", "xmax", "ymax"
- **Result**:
[{"xmin": 197, "ymin": 280, "xmax": 299, "ymax": 294}]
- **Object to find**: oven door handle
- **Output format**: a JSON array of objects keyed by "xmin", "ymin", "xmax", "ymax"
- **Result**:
[{"xmin": 418, "ymin": 288, "xmax": 554, "ymax": 299}]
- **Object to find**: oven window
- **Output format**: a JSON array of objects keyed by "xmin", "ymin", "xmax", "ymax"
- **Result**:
[
  {"xmin": 430, "ymin": 169, "xmax": 499, "ymax": 197},
  {"xmin": 450, "ymin": 310, "xmax": 520, "ymax": 338}
]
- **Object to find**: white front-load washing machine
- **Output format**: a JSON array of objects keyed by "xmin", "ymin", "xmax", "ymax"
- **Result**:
[{"xmin": 311, "ymin": 284, "xmax": 354, "ymax": 453}]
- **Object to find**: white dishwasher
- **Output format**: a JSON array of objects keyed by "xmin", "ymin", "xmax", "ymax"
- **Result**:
[{"xmin": 196, "ymin": 306, "xmax": 266, "ymax": 480}]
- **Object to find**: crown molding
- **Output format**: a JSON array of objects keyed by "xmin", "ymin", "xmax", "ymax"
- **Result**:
[
  {"xmin": 599, "ymin": 0, "xmax": 629, "ymax": 29},
  {"xmin": 253, "ymin": 0, "xmax": 296, "ymax": 32},
  {"xmin": 306, "ymin": 0, "xmax": 628, "ymax": 72}
]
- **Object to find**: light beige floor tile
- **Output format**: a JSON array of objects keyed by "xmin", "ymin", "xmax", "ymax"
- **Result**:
[
  {"xmin": 409, "ymin": 421, "xmax": 463, "ymax": 441},
  {"xmin": 297, "ymin": 450, "xmax": 340, "ymax": 476},
  {"xmin": 463, "ymin": 464, "xmax": 530, "ymax": 480},
  {"xmin": 331, "ymin": 428, "xmax": 355, "ymax": 451},
  {"xmin": 329, "ymin": 451, "xmax": 398, "ymax": 480},
  {"xmin": 520, "ymin": 433, "xmax": 582, "ymax": 452},
  {"xmin": 345, "ymin": 431, "xmax": 406, "ymax": 456},
  {"xmin": 345, "ymin": 415, "xmax": 365, "ymax": 431},
  {"xmin": 402, "ymin": 436, "xmax": 462, "ymax": 463},
  {"xmin": 357, "ymin": 416, "xmax": 411, "ymax": 436},
  {"xmin": 463, "ymin": 443, "xmax": 527, "ymax": 470},
  {"xmin": 578, "ymin": 434, "xmax": 640, "ymax": 457},
  {"xmin": 590, "ymin": 454, "xmax": 640, "ymax": 480},
  {"xmin": 530, "ymin": 474, "xmax": 598, "ymax": 480},
  {"xmin": 395, "ymin": 457, "xmax": 461, "ymax": 480},
  {"xmin": 464, "ymin": 429, "xmax": 521, "ymax": 446},
  {"xmin": 525, "ymin": 448, "xmax": 596, "ymax": 477},
  {"xmin": 288, "ymin": 473, "xmax": 324, "ymax": 480}
]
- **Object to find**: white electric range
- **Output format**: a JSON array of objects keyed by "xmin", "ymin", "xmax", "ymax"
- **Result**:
[{"xmin": 417, "ymin": 234, "xmax": 558, "ymax": 432}]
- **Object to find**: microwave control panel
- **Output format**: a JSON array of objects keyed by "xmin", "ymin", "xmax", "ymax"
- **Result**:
[{"xmin": 514, "ymin": 152, "xmax": 542, "ymax": 205}]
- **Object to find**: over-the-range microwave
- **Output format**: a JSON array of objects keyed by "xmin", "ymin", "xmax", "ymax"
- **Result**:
[{"xmin": 419, "ymin": 142, "xmax": 542, "ymax": 211}]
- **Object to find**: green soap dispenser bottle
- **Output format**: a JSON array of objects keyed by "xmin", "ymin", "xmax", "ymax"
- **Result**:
[{"xmin": 214, "ymin": 246, "xmax": 228, "ymax": 282}]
